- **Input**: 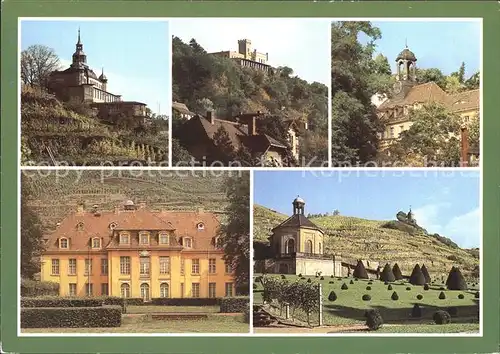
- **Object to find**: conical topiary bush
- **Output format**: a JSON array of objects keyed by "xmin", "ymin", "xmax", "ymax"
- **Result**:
[
  {"xmin": 445, "ymin": 266, "xmax": 456, "ymax": 287},
  {"xmin": 409, "ymin": 264, "xmax": 426, "ymax": 286},
  {"xmin": 438, "ymin": 291, "xmax": 446, "ymax": 299},
  {"xmin": 446, "ymin": 267, "xmax": 467, "ymax": 290},
  {"xmin": 388, "ymin": 284, "xmax": 393, "ymax": 290},
  {"xmin": 421, "ymin": 264, "xmax": 431, "ymax": 284},
  {"xmin": 341, "ymin": 283, "xmax": 348, "ymax": 290},
  {"xmin": 392, "ymin": 263, "xmax": 403, "ymax": 280},
  {"xmin": 350, "ymin": 279, "xmax": 354, "ymax": 285},
  {"xmin": 380, "ymin": 263, "xmax": 395, "ymax": 282},
  {"xmin": 411, "ymin": 304, "xmax": 422, "ymax": 318},
  {"xmin": 353, "ymin": 260, "xmax": 369, "ymax": 279},
  {"xmin": 391, "ymin": 291, "xmax": 399, "ymax": 300},
  {"xmin": 328, "ymin": 291, "xmax": 337, "ymax": 301}
]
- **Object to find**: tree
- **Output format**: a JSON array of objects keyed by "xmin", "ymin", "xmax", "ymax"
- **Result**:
[
  {"xmin": 21, "ymin": 174, "xmax": 45, "ymax": 279},
  {"xmin": 464, "ymin": 71, "xmax": 480, "ymax": 90},
  {"xmin": 445, "ymin": 75, "xmax": 462, "ymax": 94},
  {"xmin": 21, "ymin": 45, "xmax": 61, "ymax": 88},
  {"xmin": 384, "ymin": 103, "xmax": 462, "ymax": 167},
  {"xmin": 380, "ymin": 263, "xmax": 395, "ymax": 282},
  {"xmin": 218, "ymin": 173, "xmax": 250, "ymax": 295},
  {"xmin": 171, "ymin": 138, "xmax": 193, "ymax": 165},
  {"xmin": 409, "ymin": 264, "xmax": 426, "ymax": 286},
  {"xmin": 333, "ymin": 209, "xmax": 340, "ymax": 216},
  {"xmin": 416, "ymin": 68, "xmax": 447, "ymax": 91},
  {"xmin": 392, "ymin": 263, "xmax": 403, "ymax": 280},
  {"xmin": 212, "ymin": 125, "xmax": 236, "ymax": 164},
  {"xmin": 353, "ymin": 259, "xmax": 369, "ymax": 279},
  {"xmin": 446, "ymin": 266, "xmax": 467, "ymax": 290},
  {"xmin": 331, "ymin": 21, "xmax": 390, "ymax": 165},
  {"xmin": 421, "ymin": 264, "xmax": 431, "ymax": 284}
]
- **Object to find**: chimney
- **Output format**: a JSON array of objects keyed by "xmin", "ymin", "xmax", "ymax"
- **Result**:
[
  {"xmin": 114, "ymin": 205, "xmax": 119, "ymax": 214},
  {"xmin": 77, "ymin": 203, "xmax": 85, "ymax": 214},
  {"xmin": 248, "ymin": 112, "xmax": 259, "ymax": 136},
  {"xmin": 138, "ymin": 201, "xmax": 146, "ymax": 209},
  {"xmin": 460, "ymin": 126, "xmax": 469, "ymax": 167},
  {"xmin": 197, "ymin": 207, "xmax": 204, "ymax": 214},
  {"xmin": 207, "ymin": 111, "xmax": 214, "ymax": 125}
]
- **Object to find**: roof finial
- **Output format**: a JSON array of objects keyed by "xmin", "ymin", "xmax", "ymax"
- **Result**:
[
  {"xmin": 101, "ymin": 67, "xmax": 104, "ymax": 75},
  {"xmin": 405, "ymin": 38, "xmax": 408, "ymax": 48},
  {"xmin": 77, "ymin": 27, "xmax": 81, "ymax": 45}
]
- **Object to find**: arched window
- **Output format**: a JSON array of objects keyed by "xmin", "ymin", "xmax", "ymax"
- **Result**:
[
  {"xmin": 183, "ymin": 237, "xmax": 192, "ymax": 248},
  {"xmin": 60, "ymin": 238, "xmax": 68, "ymax": 249},
  {"xmin": 305, "ymin": 240, "xmax": 313, "ymax": 254},
  {"xmin": 279, "ymin": 263, "xmax": 289, "ymax": 274},
  {"xmin": 160, "ymin": 283, "xmax": 169, "ymax": 298},
  {"xmin": 92, "ymin": 237, "xmax": 101, "ymax": 249},
  {"xmin": 318, "ymin": 242, "xmax": 322, "ymax": 254},
  {"xmin": 285, "ymin": 238, "xmax": 295, "ymax": 254},
  {"xmin": 120, "ymin": 283, "xmax": 130, "ymax": 298},
  {"xmin": 140, "ymin": 283, "xmax": 150, "ymax": 301}
]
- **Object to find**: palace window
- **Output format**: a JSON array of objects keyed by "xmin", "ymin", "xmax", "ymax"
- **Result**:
[
  {"xmin": 84, "ymin": 259, "xmax": 92, "ymax": 275},
  {"xmin": 159, "ymin": 233, "xmax": 169, "ymax": 245},
  {"xmin": 209, "ymin": 259, "xmax": 216, "ymax": 274},
  {"xmin": 120, "ymin": 233, "xmax": 130, "ymax": 245},
  {"xmin": 285, "ymin": 238, "xmax": 295, "ymax": 254},
  {"xmin": 318, "ymin": 242, "xmax": 322, "ymax": 254},
  {"xmin": 225, "ymin": 282, "xmax": 234, "ymax": 297},
  {"xmin": 59, "ymin": 238, "xmax": 68, "ymax": 249},
  {"xmin": 191, "ymin": 259, "xmax": 200, "ymax": 274},
  {"xmin": 68, "ymin": 258, "xmax": 77, "ymax": 275},
  {"xmin": 305, "ymin": 240, "xmax": 313, "ymax": 254},
  {"xmin": 140, "ymin": 283, "xmax": 150, "ymax": 301},
  {"xmin": 92, "ymin": 237, "xmax": 101, "ymax": 249},
  {"xmin": 180, "ymin": 258, "xmax": 185, "ymax": 275},
  {"xmin": 69, "ymin": 283, "xmax": 77, "ymax": 296},
  {"xmin": 140, "ymin": 256, "xmax": 150, "ymax": 275},
  {"xmin": 180, "ymin": 283, "xmax": 185, "ymax": 298},
  {"xmin": 225, "ymin": 262, "xmax": 232, "ymax": 274},
  {"xmin": 464, "ymin": 115, "xmax": 470, "ymax": 123},
  {"xmin": 120, "ymin": 256, "xmax": 131, "ymax": 275},
  {"xmin": 101, "ymin": 258, "xmax": 108, "ymax": 275},
  {"xmin": 86, "ymin": 283, "xmax": 93, "ymax": 296},
  {"xmin": 139, "ymin": 232, "xmax": 150, "ymax": 245},
  {"xmin": 159, "ymin": 256, "xmax": 170, "ymax": 274},
  {"xmin": 120, "ymin": 283, "xmax": 130, "ymax": 298},
  {"xmin": 209, "ymin": 283, "xmax": 216, "ymax": 298},
  {"xmin": 160, "ymin": 283, "xmax": 169, "ymax": 298},
  {"xmin": 51, "ymin": 259, "xmax": 60, "ymax": 275},
  {"xmin": 183, "ymin": 237, "xmax": 193, "ymax": 248},
  {"xmin": 101, "ymin": 283, "xmax": 109, "ymax": 296},
  {"xmin": 389, "ymin": 127, "xmax": 395, "ymax": 139},
  {"xmin": 191, "ymin": 283, "xmax": 200, "ymax": 298},
  {"xmin": 197, "ymin": 222, "xmax": 205, "ymax": 230}
]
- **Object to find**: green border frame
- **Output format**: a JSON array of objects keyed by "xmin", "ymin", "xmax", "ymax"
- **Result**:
[{"xmin": 2, "ymin": 1, "xmax": 499, "ymax": 353}]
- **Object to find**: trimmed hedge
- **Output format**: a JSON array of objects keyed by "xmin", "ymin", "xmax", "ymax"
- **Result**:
[
  {"xmin": 353, "ymin": 260, "xmax": 369, "ymax": 279},
  {"xmin": 411, "ymin": 304, "xmax": 422, "ymax": 318},
  {"xmin": 387, "ymin": 285, "xmax": 393, "ymax": 291},
  {"xmin": 307, "ymin": 278, "xmax": 312, "ymax": 283},
  {"xmin": 447, "ymin": 306, "xmax": 458, "ymax": 317},
  {"xmin": 366, "ymin": 286, "xmax": 372, "ymax": 291},
  {"xmin": 220, "ymin": 297, "xmax": 249, "ymax": 313},
  {"xmin": 424, "ymin": 284, "xmax": 430, "ymax": 291},
  {"xmin": 21, "ymin": 306, "xmax": 122, "ymax": 328},
  {"xmin": 406, "ymin": 287, "xmax": 411, "ymax": 291},
  {"xmin": 421, "ymin": 264, "xmax": 431, "ymax": 284},
  {"xmin": 365, "ymin": 309, "xmax": 383, "ymax": 331},
  {"xmin": 362, "ymin": 294, "xmax": 371, "ymax": 301},
  {"xmin": 102, "ymin": 297, "xmax": 126, "ymax": 313},
  {"xmin": 416, "ymin": 294, "xmax": 423, "ymax": 300},
  {"xmin": 341, "ymin": 283, "xmax": 348, "ymax": 290},
  {"xmin": 392, "ymin": 263, "xmax": 403, "ymax": 280},
  {"xmin": 151, "ymin": 298, "xmax": 221, "ymax": 306},
  {"xmin": 409, "ymin": 264, "xmax": 426, "ymax": 286},
  {"xmin": 20, "ymin": 279, "xmax": 59, "ymax": 297},
  {"xmin": 21, "ymin": 297, "xmax": 102, "ymax": 308},
  {"xmin": 433, "ymin": 310, "xmax": 451, "ymax": 325},
  {"xmin": 391, "ymin": 291, "xmax": 399, "ymax": 300},
  {"xmin": 380, "ymin": 263, "xmax": 395, "ymax": 282},
  {"xmin": 328, "ymin": 291, "xmax": 337, "ymax": 301},
  {"xmin": 458, "ymin": 294, "xmax": 465, "ymax": 299},
  {"xmin": 349, "ymin": 280, "xmax": 354, "ymax": 284},
  {"xmin": 438, "ymin": 291, "xmax": 446, "ymax": 300}
]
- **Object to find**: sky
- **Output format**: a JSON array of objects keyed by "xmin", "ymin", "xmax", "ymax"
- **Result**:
[
  {"xmin": 254, "ymin": 170, "xmax": 480, "ymax": 249},
  {"xmin": 170, "ymin": 19, "xmax": 330, "ymax": 86},
  {"xmin": 361, "ymin": 20, "xmax": 481, "ymax": 78},
  {"xmin": 21, "ymin": 20, "xmax": 171, "ymax": 115}
]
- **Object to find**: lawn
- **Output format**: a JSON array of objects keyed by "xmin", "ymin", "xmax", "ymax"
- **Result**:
[
  {"xmin": 126, "ymin": 305, "xmax": 220, "ymax": 314},
  {"xmin": 22, "ymin": 313, "xmax": 249, "ymax": 333},
  {"xmin": 254, "ymin": 274, "xmax": 479, "ymax": 331}
]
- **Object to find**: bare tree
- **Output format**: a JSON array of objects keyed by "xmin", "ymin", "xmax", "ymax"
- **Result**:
[{"xmin": 21, "ymin": 45, "xmax": 61, "ymax": 89}]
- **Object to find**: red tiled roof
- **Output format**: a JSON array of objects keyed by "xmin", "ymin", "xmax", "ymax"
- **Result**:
[
  {"xmin": 378, "ymin": 82, "xmax": 448, "ymax": 110},
  {"xmin": 447, "ymin": 89, "xmax": 480, "ymax": 113}
]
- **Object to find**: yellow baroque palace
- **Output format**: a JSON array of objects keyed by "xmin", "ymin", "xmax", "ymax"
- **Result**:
[{"xmin": 40, "ymin": 200, "xmax": 235, "ymax": 299}]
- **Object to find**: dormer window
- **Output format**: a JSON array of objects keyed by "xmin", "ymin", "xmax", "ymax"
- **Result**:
[
  {"xmin": 139, "ymin": 232, "xmax": 150, "ymax": 245},
  {"xmin": 159, "ymin": 233, "xmax": 169, "ymax": 245},
  {"xmin": 183, "ymin": 237, "xmax": 192, "ymax": 248},
  {"xmin": 76, "ymin": 222, "xmax": 84, "ymax": 231},
  {"xmin": 92, "ymin": 237, "xmax": 101, "ymax": 249},
  {"xmin": 120, "ymin": 233, "xmax": 130, "ymax": 245},
  {"xmin": 109, "ymin": 222, "xmax": 117, "ymax": 230},
  {"xmin": 197, "ymin": 222, "xmax": 205, "ymax": 231},
  {"xmin": 59, "ymin": 238, "xmax": 68, "ymax": 249}
]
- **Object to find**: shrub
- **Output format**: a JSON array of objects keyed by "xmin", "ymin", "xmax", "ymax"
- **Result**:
[
  {"xmin": 446, "ymin": 267, "xmax": 468, "ymax": 290},
  {"xmin": 447, "ymin": 306, "xmax": 458, "ymax": 317},
  {"xmin": 380, "ymin": 263, "xmax": 396, "ymax": 282},
  {"xmin": 21, "ymin": 306, "xmax": 122, "ymax": 328},
  {"xmin": 355, "ymin": 278, "xmax": 359, "ymax": 281},
  {"xmin": 424, "ymin": 284, "xmax": 430, "ymax": 290},
  {"xmin": 439, "ymin": 287, "xmax": 446, "ymax": 291},
  {"xmin": 101, "ymin": 297, "xmax": 126, "ymax": 313},
  {"xmin": 328, "ymin": 291, "xmax": 337, "ymax": 301},
  {"xmin": 307, "ymin": 278, "xmax": 312, "ymax": 283},
  {"xmin": 406, "ymin": 287, "xmax": 411, "ymax": 291},
  {"xmin": 298, "ymin": 273, "xmax": 303, "ymax": 277},
  {"xmin": 362, "ymin": 294, "xmax": 371, "ymax": 301},
  {"xmin": 331, "ymin": 275, "xmax": 334, "ymax": 278},
  {"xmin": 475, "ymin": 292, "xmax": 480, "ymax": 299},
  {"xmin": 20, "ymin": 279, "xmax": 59, "ymax": 297},
  {"xmin": 341, "ymin": 283, "xmax": 348, "ymax": 290},
  {"xmin": 421, "ymin": 264, "xmax": 432, "ymax": 283},
  {"xmin": 255, "ymin": 276, "xmax": 263, "ymax": 283},
  {"xmin": 391, "ymin": 291, "xmax": 399, "ymax": 300},
  {"xmin": 350, "ymin": 280, "xmax": 354, "ymax": 284},
  {"xmin": 253, "ymin": 283, "xmax": 257, "ymax": 289},
  {"xmin": 301, "ymin": 277, "xmax": 306, "ymax": 280},
  {"xmin": 353, "ymin": 260, "xmax": 369, "ymax": 279},
  {"xmin": 411, "ymin": 304, "xmax": 422, "ymax": 318},
  {"xmin": 124, "ymin": 298, "xmax": 147, "ymax": 306},
  {"xmin": 21, "ymin": 297, "xmax": 102, "ymax": 308},
  {"xmin": 392, "ymin": 263, "xmax": 404, "ymax": 280},
  {"xmin": 368, "ymin": 281, "xmax": 372, "ymax": 285},
  {"xmin": 388, "ymin": 285, "xmax": 393, "ymax": 290},
  {"xmin": 445, "ymin": 266, "xmax": 455, "ymax": 286},
  {"xmin": 458, "ymin": 294, "xmax": 465, "ymax": 299},
  {"xmin": 365, "ymin": 309, "xmax": 383, "ymax": 331},
  {"xmin": 220, "ymin": 297, "xmax": 249, "ymax": 313},
  {"xmin": 438, "ymin": 291, "xmax": 446, "ymax": 299},
  {"xmin": 320, "ymin": 276, "xmax": 324, "ymax": 280},
  {"xmin": 151, "ymin": 298, "xmax": 220, "ymax": 306},
  {"xmin": 366, "ymin": 286, "xmax": 372, "ymax": 290},
  {"xmin": 433, "ymin": 310, "xmax": 451, "ymax": 324},
  {"xmin": 243, "ymin": 308, "xmax": 250, "ymax": 323},
  {"xmin": 416, "ymin": 294, "xmax": 423, "ymax": 300},
  {"xmin": 409, "ymin": 264, "xmax": 426, "ymax": 286},
  {"xmin": 384, "ymin": 281, "xmax": 388, "ymax": 285},
  {"xmin": 329, "ymin": 281, "xmax": 334, "ymax": 284},
  {"xmin": 281, "ymin": 275, "xmax": 286, "ymax": 279}
]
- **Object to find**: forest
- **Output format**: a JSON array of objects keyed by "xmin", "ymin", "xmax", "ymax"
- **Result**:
[{"xmin": 172, "ymin": 37, "xmax": 329, "ymax": 165}]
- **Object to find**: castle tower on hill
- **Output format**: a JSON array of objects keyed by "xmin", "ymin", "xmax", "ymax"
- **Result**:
[{"xmin": 210, "ymin": 39, "xmax": 272, "ymax": 73}]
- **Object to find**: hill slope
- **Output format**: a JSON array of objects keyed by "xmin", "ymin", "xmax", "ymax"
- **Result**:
[
  {"xmin": 253, "ymin": 205, "xmax": 479, "ymax": 278},
  {"xmin": 25, "ymin": 171, "xmax": 230, "ymax": 233}
]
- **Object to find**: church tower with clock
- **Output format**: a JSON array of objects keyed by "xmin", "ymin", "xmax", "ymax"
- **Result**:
[{"xmin": 392, "ymin": 44, "xmax": 417, "ymax": 99}]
